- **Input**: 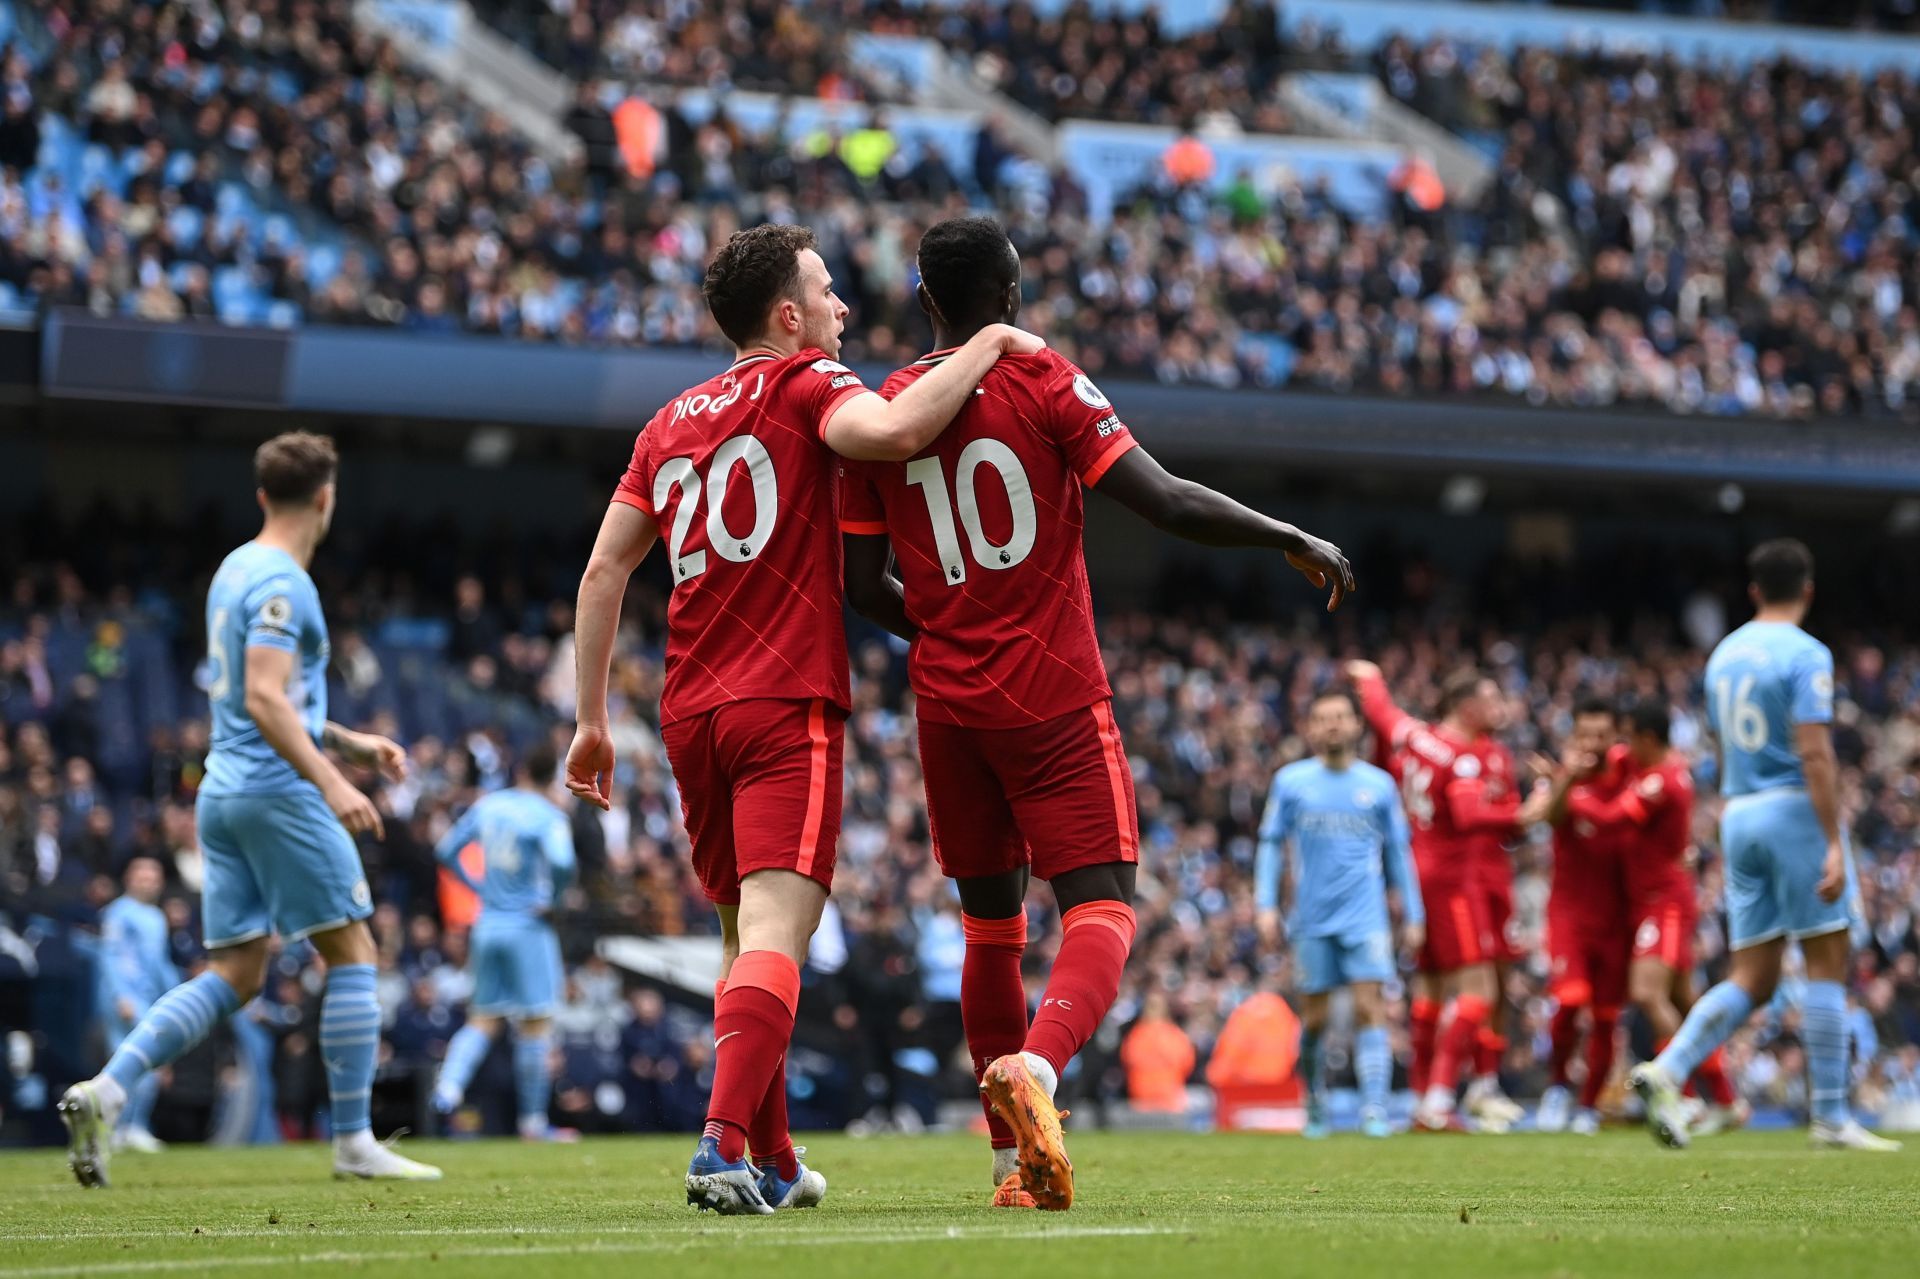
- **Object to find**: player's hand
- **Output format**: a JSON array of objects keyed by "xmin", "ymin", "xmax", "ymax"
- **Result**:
[
  {"xmin": 1256, "ymin": 908, "xmax": 1282, "ymax": 949},
  {"xmin": 325, "ymin": 778, "xmax": 385, "ymax": 841},
  {"xmin": 116, "ymin": 997, "xmax": 135, "ymax": 1022},
  {"xmin": 1344, "ymin": 659, "xmax": 1381, "ymax": 684},
  {"xmin": 566, "ymin": 723, "xmax": 616, "ymax": 811},
  {"xmin": 1516, "ymin": 785, "xmax": 1552, "ymax": 827},
  {"xmin": 1401, "ymin": 921, "xmax": 1426, "ymax": 956},
  {"xmin": 1816, "ymin": 840, "xmax": 1847, "ymax": 903},
  {"xmin": 985, "ymin": 323, "xmax": 1046, "ymax": 356},
  {"xmin": 360, "ymin": 733, "xmax": 409, "ymax": 782},
  {"xmin": 1286, "ymin": 532, "xmax": 1355, "ymax": 613}
]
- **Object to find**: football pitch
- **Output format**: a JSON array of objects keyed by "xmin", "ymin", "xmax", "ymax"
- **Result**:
[{"xmin": 3, "ymin": 1130, "xmax": 1918, "ymax": 1279}]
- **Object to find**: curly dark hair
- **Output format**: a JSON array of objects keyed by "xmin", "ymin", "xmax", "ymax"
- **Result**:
[
  {"xmin": 703, "ymin": 223, "xmax": 817, "ymax": 347},
  {"xmin": 916, "ymin": 215, "xmax": 1018, "ymax": 325}
]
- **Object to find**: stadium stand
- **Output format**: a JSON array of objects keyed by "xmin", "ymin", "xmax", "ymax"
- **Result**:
[{"xmin": 2, "ymin": 0, "xmax": 1920, "ymax": 416}]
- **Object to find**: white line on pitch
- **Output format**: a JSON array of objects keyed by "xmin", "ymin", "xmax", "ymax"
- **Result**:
[{"xmin": 0, "ymin": 1224, "xmax": 1175, "ymax": 1276}]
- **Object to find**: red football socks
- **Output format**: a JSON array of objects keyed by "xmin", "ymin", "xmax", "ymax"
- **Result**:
[
  {"xmin": 1580, "ymin": 1007, "xmax": 1619, "ymax": 1110},
  {"xmin": 1409, "ymin": 997, "xmax": 1441, "ymax": 1096},
  {"xmin": 1548, "ymin": 1002, "xmax": 1584, "ymax": 1088},
  {"xmin": 1692, "ymin": 1046, "xmax": 1738, "ymax": 1107},
  {"xmin": 1429, "ymin": 994, "xmax": 1489, "ymax": 1095},
  {"xmin": 1476, "ymin": 1024, "xmax": 1507, "ymax": 1079},
  {"xmin": 962, "ymin": 912, "xmax": 1030, "ymax": 1148},
  {"xmin": 1023, "ymin": 901, "xmax": 1136, "ymax": 1076},
  {"xmin": 703, "ymin": 951, "xmax": 800, "ymax": 1164}
]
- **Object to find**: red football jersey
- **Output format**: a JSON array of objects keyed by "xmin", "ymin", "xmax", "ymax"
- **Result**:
[
  {"xmin": 1355, "ymin": 669, "xmax": 1521, "ymax": 889},
  {"xmin": 1569, "ymin": 745, "xmax": 1695, "ymax": 911},
  {"xmin": 1549, "ymin": 773, "xmax": 1630, "ymax": 938},
  {"xmin": 841, "ymin": 348, "xmax": 1138, "ymax": 728},
  {"xmin": 612, "ymin": 348, "xmax": 868, "ymax": 725}
]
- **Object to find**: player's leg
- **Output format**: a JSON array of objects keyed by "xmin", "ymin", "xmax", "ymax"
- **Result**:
[
  {"xmin": 691, "ymin": 699, "xmax": 842, "ymax": 1214},
  {"xmin": 1469, "ymin": 880, "xmax": 1518, "ymax": 1114},
  {"xmin": 307, "ymin": 919, "xmax": 436, "ymax": 1179},
  {"xmin": 435, "ymin": 1013, "xmax": 500, "ymax": 1117},
  {"xmin": 1407, "ymin": 970, "xmax": 1441, "ymax": 1099},
  {"xmin": 1800, "ymin": 925, "xmax": 1896, "ymax": 1149},
  {"xmin": 1294, "ymin": 952, "xmax": 1334, "ymax": 1139},
  {"xmin": 920, "ymin": 716, "xmax": 1032, "ymax": 1200},
  {"xmin": 1541, "ymin": 931, "xmax": 1590, "ymax": 1134},
  {"xmin": 981, "ymin": 701, "xmax": 1141, "ymax": 1211},
  {"xmin": 62, "ymin": 796, "xmax": 265, "ymax": 1187},
  {"xmin": 103, "ymin": 1016, "xmax": 164, "ymax": 1153},
  {"xmin": 1350, "ymin": 980, "xmax": 1393, "ymax": 1136},
  {"xmin": 1426, "ymin": 959, "xmax": 1497, "ymax": 1129},
  {"xmin": 435, "ymin": 914, "xmax": 503, "ymax": 1116}
]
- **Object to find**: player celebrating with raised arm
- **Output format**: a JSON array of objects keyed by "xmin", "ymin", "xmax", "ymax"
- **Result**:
[
  {"xmin": 430, "ymin": 742, "xmax": 578, "ymax": 1142},
  {"xmin": 1561, "ymin": 698, "xmax": 1745, "ymax": 1137},
  {"xmin": 1632, "ymin": 541, "xmax": 1898, "ymax": 1152},
  {"xmin": 1255, "ymin": 690, "xmax": 1423, "ymax": 1139},
  {"xmin": 60, "ymin": 432, "xmax": 440, "ymax": 1187},
  {"xmin": 1345, "ymin": 663, "xmax": 1525, "ymax": 1133},
  {"xmin": 565, "ymin": 223, "xmax": 1043, "ymax": 1215},
  {"xmin": 1532, "ymin": 697, "xmax": 1632, "ymax": 1137},
  {"xmin": 842, "ymin": 215, "xmax": 1351, "ymax": 1210}
]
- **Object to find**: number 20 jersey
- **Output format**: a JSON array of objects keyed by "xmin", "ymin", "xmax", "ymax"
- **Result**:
[
  {"xmin": 612, "ymin": 348, "xmax": 868, "ymax": 726},
  {"xmin": 841, "ymin": 348, "xmax": 1138, "ymax": 729}
]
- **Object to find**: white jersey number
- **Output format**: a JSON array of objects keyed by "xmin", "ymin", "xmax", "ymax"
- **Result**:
[
  {"xmin": 1401, "ymin": 760, "xmax": 1436, "ymax": 831},
  {"xmin": 905, "ymin": 439, "xmax": 1037, "ymax": 587},
  {"xmin": 655, "ymin": 436, "xmax": 779, "ymax": 583},
  {"xmin": 1714, "ymin": 673, "xmax": 1769, "ymax": 753},
  {"xmin": 205, "ymin": 606, "xmax": 232, "ymax": 702}
]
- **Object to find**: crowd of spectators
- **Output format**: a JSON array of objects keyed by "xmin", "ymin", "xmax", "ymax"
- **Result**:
[
  {"xmin": 4, "ymin": 0, "xmax": 1920, "ymax": 415},
  {"xmin": 4, "ymin": 505, "xmax": 1920, "ymax": 1140}
]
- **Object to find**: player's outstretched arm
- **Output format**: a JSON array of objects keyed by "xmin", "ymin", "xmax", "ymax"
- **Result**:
[
  {"xmin": 1093, "ymin": 447, "xmax": 1353, "ymax": 611},
  {"xmin": 1345, "ymin": 660, "xmax": 1412, "ymax": 745},
  {"xmin": 843, "ymin": 533, "xmax": 918, "ymax": 642},
  {"xmin": 568, "ymin": 501, "xmax": 660, "ymax": 810},
  {"xmin": 245, "ymin": 645, "xmax": 383, "ymax": 839},
  {"xmin": 822, "ymin": 324, "xmax": 1044, "ymax": 461}
]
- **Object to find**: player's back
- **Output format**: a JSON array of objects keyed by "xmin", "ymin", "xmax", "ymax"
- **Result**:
[
  {"xmin": 612, "ymin": 349, "xmax": 869, "ymax": 724},
  {"xmin": 1705, "ymin": 620, "xmax": 1832, "ymax": 799},
  {"xmin": 202, "ymin": 541, "xmax": 328, "ymax": 797},
  {"xmin": 459, "ymin": 789, "xmax": 573, "ymax": 918},
  {"xmin": 1279, "ymin": 758, "xmax": 1399, "ymax": 936},
  {"xmin": 1386, "ymin": 721, "xmax": 1480, "ymax": 871},
  {"xmin": 848, "ymin": 348, "xmax": 1135, "ymax": 727}
]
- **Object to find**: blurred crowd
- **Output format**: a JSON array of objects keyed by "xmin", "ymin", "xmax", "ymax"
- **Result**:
[
  {"xmin": 0, "ymin": 0, "xmax": 1917, "ymax": 415},
  {"xmin": 4, "ymin": 508, "xmax": 1920, "ymax": 1139}
]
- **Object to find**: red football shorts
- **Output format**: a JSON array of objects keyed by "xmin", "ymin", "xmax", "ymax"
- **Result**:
[
  {"xmin": 1479, "ymin": 858, "xmax": 1522, "ymax": 965},
  {"xmin": 1547, "ymin": 909, "xmax": 1630, "ymax": 1010},
  {"xmin": 1632, "ymin": 894, "xmax": 1696, "ymax": 970},
  {"xmin": 1416, "ymin": 877, "xmax": 1496, "ymax": 974},
  {"xmin": 659, "ymin": 697, "xmax": 845, "ymax": 906},
  {"xmin": 916, "ymin": 700, "xmax": 1139, "ymax": 882}
]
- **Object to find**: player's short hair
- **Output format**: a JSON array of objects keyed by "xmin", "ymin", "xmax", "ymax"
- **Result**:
[
  {"xmin": 1748, "ymin": 538, "xmax": 1814, "ymax": 604},
  {"xmin": 1623, "ymin": 697, "xmax": 1671, "ymax": 744},
  {"xmin": 1309, "ymin": 688, "xmax": 1360, "ymax": 717},
  {"xmin": 1573, "ymin": 693, "xmax": 1616, "ymax": 722},
  {"xmin": 522, "ymin": 741, "xmax": 559, "ymax": 788},
  {"xmin": 917, "ymin": 215, "xmax": 1017, "ymax": 322},
  {"xmin": 703, "ymin": 223, "xmax": 817, "ymax": 347},
  {"xmin": 1437, "ymin": 668, "xmax": 1488, "ymax": 717},
  {"xmin": 254, "ymin": 432, "xmax": 338, "ymax": 506}
]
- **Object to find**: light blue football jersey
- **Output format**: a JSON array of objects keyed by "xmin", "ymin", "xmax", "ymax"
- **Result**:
[
  {"xmin": 201, "ymin": 542, "xmax": 329, "ymax": 797},
  {"xmin": 1705, "ymin": 620, "xmax": 1834, "ymax": 799},
  {"xmin": 1256, "ymin": 758, "xmax": 1423, "ymax": 938},
  {"xmin": 435, "ymin": 788, "xmax": 576, "ymax": 917},
  {"xmin": 98, "ymin": 895, "xmax": 177, "ymax": 1015}
]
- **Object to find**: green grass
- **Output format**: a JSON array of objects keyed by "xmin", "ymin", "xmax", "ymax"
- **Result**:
[{"xmin": 2, "ymin": 1129, "xmax": 1919, "ymax": 1278}]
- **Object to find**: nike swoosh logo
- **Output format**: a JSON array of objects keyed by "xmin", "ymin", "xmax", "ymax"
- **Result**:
[{"xmin": 715, "ymin": 1032, "xmax": 742, "ymax": 1050}]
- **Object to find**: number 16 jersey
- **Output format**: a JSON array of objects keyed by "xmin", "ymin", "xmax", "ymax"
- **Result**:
[
  {"xmin": 612, "ymin": 348, "xmax": 868, "ymax": 725},
  {"xmin": 841, "ymin": 348, "xmax": 1138, "ymax": 729}
]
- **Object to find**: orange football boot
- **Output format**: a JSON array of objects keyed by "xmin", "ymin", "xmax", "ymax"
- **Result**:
[
  {"xmin": 992, "ymin": 1172, "xmax": 1038, "ymax": 1209},
  {"xmin": 980, "ymin": 1055, "xmax": 1073, "ymax": 1211}
]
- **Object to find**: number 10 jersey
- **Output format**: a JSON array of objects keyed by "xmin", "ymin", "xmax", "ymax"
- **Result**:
[
  {"xmin": 842, "ymin": 347, "xmax": 1138, "ymax": 729},
  {"xmin": 612, "ymin": 348, "xmax": 868, "ymax": 725}
]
